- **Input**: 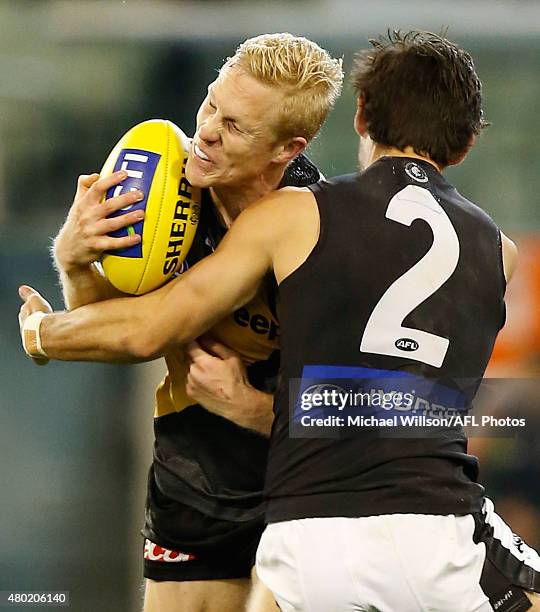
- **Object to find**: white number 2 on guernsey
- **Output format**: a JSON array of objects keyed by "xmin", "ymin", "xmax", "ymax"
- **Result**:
[{"xmin": 360, "ymin": 185, "xmax": 460, "ymax": 368}]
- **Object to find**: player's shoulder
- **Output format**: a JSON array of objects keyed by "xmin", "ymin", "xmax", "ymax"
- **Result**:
[
  {"xmin": 248, "ymin": 186, "xmax": 316, "ymax": 218},
  {"xmin": 363, "ymin": 157, "xmax": 499, "ymax": 228},
  {"xmin": 436, "ymin": 173, "xmax": 500, "ymax": 230},
  {"xmin": 307, "ymin": 172, "xmax": 363, "ymax": 206},
  {"xmin": 312, "ymin": 172, "xmax": 359, "ymax": 190},
  {"xmin": 233, "ymin": 187, "xmax": 317, "ymax": 246}
]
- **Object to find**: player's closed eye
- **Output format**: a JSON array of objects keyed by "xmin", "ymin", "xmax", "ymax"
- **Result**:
[{"xmin": 227, "ymin": 120, "xmax": 242, "ymax": 133}]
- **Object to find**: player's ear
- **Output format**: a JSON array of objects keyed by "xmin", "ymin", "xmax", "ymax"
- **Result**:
[
  {"xmin": 273, "ymin": 136, "xmax": 308, "ymax": 165},
  {"xmin": 447, "ymin": 135, "xmax": 476, "ymax": 167},
  {"xmin": 354, "ymin": 96, "xmax": 368, "ymax": 136}
]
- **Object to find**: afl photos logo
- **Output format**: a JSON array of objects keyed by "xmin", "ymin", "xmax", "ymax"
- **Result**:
[{"xmin": 405, "ymin": 162, "xmax": 428, "ymax": 183}]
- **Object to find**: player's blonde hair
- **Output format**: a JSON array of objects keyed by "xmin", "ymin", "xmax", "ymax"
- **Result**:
[{"xmin": 225, "ymin": 33, "xmax": 343, "ymax": 141}]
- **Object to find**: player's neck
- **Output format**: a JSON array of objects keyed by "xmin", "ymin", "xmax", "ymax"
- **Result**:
[
  {"xmin": 367, "ymin": 143, "xmax": 442, "ymax": 172},
  {"xmin": 209, "ymin": 167, "xmax": 285, "ymax": 228}
]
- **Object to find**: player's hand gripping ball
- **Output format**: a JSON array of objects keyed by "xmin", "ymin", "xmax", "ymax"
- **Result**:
[{"xmin": 100, "ymin": 120, "xmax": 201, "ymax": 294}]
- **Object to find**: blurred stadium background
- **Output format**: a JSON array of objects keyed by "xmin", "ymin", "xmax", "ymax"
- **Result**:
[{"xmin": 1, "ymin": 1, "xmax": 539, "ymax": 609}]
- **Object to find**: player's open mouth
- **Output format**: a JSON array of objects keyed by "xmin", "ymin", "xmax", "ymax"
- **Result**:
[{"xmin": 194, "ymin": 143, "xmax": 212, "ymax": 163}]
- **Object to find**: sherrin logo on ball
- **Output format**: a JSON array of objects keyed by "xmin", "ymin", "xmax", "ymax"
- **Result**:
[{"xmin": 100, "ymin": 119, "xmax": 201, "ymax": 295}]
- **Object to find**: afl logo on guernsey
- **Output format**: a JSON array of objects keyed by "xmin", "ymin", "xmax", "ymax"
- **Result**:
[
  {"xmin": 405, "ymin": 162, "xmax": 428, "ymax": 183},
  {"xmin": 395, "ymin": 338, "xmax": 419, "ymax": 352}
]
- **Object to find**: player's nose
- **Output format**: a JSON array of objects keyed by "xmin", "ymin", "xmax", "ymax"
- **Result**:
[{"xmin": 197, "ymin": 114, "xmax": 221, "ymax": 145}]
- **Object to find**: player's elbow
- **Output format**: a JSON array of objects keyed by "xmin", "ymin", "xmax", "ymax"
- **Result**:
[
  {"xmin": 120, "ymin": 291, "xmax": 195, "ymax": 360},
  {"xmin": 121, "ymin": 328, "xmax": 164, "ymax": 362},
  {"xmin": 124, "ymin": 317, "xmax": 188, "ymax": 361}
]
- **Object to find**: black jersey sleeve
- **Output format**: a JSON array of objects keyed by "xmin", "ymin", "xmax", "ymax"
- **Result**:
[{"xmin": 280, "ymin": 153, "xmax": 321, "ymax": 188}]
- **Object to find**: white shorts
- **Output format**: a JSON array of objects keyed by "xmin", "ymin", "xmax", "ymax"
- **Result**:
[{"xmin": 256, "ymin": 499, "xmax": 540, "ymax": 612}]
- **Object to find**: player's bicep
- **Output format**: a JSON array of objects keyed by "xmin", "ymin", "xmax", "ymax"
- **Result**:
[{"xmin": 157, "ymin": 209, "xmax": 273, "ymax": 348}]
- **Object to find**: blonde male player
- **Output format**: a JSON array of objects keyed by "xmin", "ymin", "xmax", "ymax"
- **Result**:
[
  {"xmin": 20, "ymin": 31, "xmax": 540, "ymax": 612},
  {"xmin": 35, "ymin": 34, "xmax": 342, "ymax": 612}
]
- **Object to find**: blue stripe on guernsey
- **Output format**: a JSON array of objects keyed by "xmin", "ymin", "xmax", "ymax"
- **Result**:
[
  {"xmin": 293, "ymin": 365, "xmax": 472, "ymax": 424},
  {"xmin": 301, "ymin": 365, "xmax": 412, "ymax": 380},
  {"xmin": 106, "ymin": 148, "xmax": 161, "ymax": 258}
]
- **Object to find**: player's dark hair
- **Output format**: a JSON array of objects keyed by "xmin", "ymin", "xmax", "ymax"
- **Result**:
[{"xmin": 351, "ymin": 31, "xmax": 487, "ymax": 166}]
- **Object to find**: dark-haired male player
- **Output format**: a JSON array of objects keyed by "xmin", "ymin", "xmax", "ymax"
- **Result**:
[{"xmin": 20, "ymin": 32, "xmax": 540, "ymax": 611}]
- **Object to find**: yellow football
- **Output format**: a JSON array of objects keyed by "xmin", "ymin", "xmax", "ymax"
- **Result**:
[{"xmin": 100, "ymin": 119, "xmax": 201, "ymax": 294}]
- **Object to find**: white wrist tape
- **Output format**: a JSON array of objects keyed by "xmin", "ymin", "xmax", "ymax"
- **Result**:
[{"xmin": 22, "ymin": 311, "xmax": 49, "ymax": 358}]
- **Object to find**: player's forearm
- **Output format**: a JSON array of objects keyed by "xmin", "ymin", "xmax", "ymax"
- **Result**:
[
  {"xmin": 54, "ymin": 261, "xmax": 124, "ymax": 309},
  {"xmin": 229, "ymin": 390, "xmax": 275, "ymax": 437},
  {"xmin": 39, "ymin": 297, "xmax": 161, "ymax": 363}
]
